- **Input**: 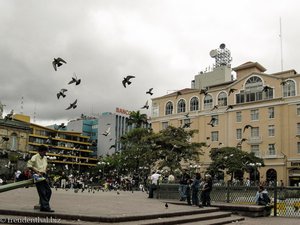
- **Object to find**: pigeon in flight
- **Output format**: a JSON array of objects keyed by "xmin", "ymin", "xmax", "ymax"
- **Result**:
[
  {"xmin": 243, "ymin": 124, "xmax": 253, "ymax": 132},
  {"xmin": 57, "ymin": 89, "xmax": 68, "ymax": 99},
  {"xmin": 146, "ymin": 88, "xmax": 153, "ymax": 95},
  {"xmin": 228, "ymin": 88, "xmax": 237, "ymax": 96},
  {"xmin": 184, "ymin": 113, "xmax": 189, "ymax": 118},
  {"xmin": 109, "ymin": 144, "xmax": 116, "ymax": 149},
  {"xmin": 57, "ymin": 123, "xmax": 66, "ymax": 130},
  {"xmin": 165, "ymin": 203, "xmax": 168, "ymax": 209},
  {"xmin": 4, "ymin": 110, "xmax": 14, "ymax": 121},
  {"xmin": 200, "ymin": 87, "xmax": 208, "ymax": 96},
  {"xmin": 1, "ymin": 137, "xmax": 9, "ymax": 143},
  {"xmin": 226, "ymin": 105, "xmax": 233, "ymax": 111},
  {"xmin": 176, "ymin": 91, "xmax": 182, "ymax": 99},
  {"xmin": 207, "ymin": 117, "xmax": 217, "ymax": 127},
  {"xmin": 280, "ymin": 80, "xmax": 289, "ymax": 86},
  {"xmin": 102, "ymin": 127, "xmax": 111, "ymax": 136},
  {"xmin": 122, "ymin": 75, "xmax": 135, "ymax": 87},
  {"xmin": 141, "ymin": 100, "xmax": 149, "ymax": 109},
  {"xmin": 52, "ymin": 57, "xmax": 67, "ymax": 71},
  {"xmin": 182, "ymin": 122, "xmax": 192, "ymax": 128},
  {"xmin": 65, "ymin": 99, "xmax": 78, "ymax": 110},
  {"xmin": 211, "ymin": 105, "xmax": 219, "ymax": 111},
  {"xmin": 68, "ymin": 73, "xmax": 81, "ymax": 85},
  {"xmin": 262, "ymin": 85, "xmax": 272, "ymax": 92}
]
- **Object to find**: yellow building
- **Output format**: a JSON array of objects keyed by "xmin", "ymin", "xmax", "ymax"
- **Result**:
[
  {"xmin": 151, "ymin": 61, "xmax": 300, "ymax": 186},
  {"xmin": 13, "ymin": 114, "xmax": 97, "ymax": 172}
]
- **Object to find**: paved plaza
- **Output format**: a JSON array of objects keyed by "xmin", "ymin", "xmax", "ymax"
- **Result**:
[{"xmin": 0, "ymin": 187, "xmax": 299, "ymax": 224}]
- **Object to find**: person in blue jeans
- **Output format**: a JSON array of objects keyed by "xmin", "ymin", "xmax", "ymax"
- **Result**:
[
  {"xmin": 191, "ymin": 173, "xmax": 201, "ymax": 206},
  {"xmin": 178, "ymin": 169, "xmax": 190, "ymax": 201}
]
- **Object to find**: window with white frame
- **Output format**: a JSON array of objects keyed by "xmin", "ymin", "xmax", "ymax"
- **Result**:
[
  {"xmin": 297, "ymin": 104, "xmax": 300, "ymax": 116},
  {"xmin": 268, "ymin": 144, "xmax": 276, "ymax": 155},
  {"xmin": 165, "ymin": 102, "xmax": 173, "ymax": 115},
  {"xmin": 162, "ymin": 122, "xmax": 169, "ymax": 129},
  {"xmin": 211, "ymin": 131, "xmax": 219, "ymax": 141},
  {"xmin": 268, "ymin": 107, "xmax": 274, "ymax": 119},
  {"xmin": 268, "ymin": 125, "xmax": 275, "ymax": 137},
  {"xmin": 190, "ymin": 97, "xmax": 199, "ymax": 111},
  {"xmin": 251, "ymin": 127, "xmax": 259, "ymax": 138},
  {"xmin": 177, "ymin": 99, "xmax": 186, "ymax": 113},
  {"xmin": 204, "ymin": 95, "xmax": 213, "ymax": 109},
  {"xmin": 283, "ymin": 80, "xmax": 296, "ymax": 97},
  {"xmin": 218, "ymin": 92, "xmax": 227, "ymax": 106},
  {"xmin": 236, "ymin": 111, "xmax": 242, "ymax": 122},
  {"xmin": 251, "ymin": 145, "xmax": 260, "ymax": 157},
  {"xmin": 298, "ymin": 142, "xmax": 300, "ymax": 154},
  {"xmin": 236, "ymin": 129, "xmax": 242, "ymax": 140},
  {"xmin": 251, "ymin": 109, "xmax": 259, "ymax": 121}
]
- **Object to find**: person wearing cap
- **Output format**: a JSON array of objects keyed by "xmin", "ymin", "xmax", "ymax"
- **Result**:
[{"xmin": 27, "ymin": 145, "xmax": 54, "ymax": 212}]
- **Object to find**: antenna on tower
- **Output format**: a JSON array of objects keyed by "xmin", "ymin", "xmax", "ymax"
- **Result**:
[
  {"xmin": 279, "ymin": 17, "xmax": 283, "ymax": 71},
  {"xmin": 33, "ymin": 104, "xmax": 36, "ymax": 123},
  {"xmin": 20, "ymin": 96, "xmax": 24, "ymax": 114}
]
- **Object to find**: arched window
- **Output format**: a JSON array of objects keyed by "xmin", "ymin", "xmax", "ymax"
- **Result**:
[
  {"xmin": 218, "ymin": 92, "xmax": 227, "ymax": 106},
  {"xmin": 204, "ymin": 95, "xmax": 213, "ymax": 109},
  {"xmin": 177, "ymin": 99, "xmax": 186, "ymax": 113},
  {"xmin": 165, "ymin": 101, "xmax": 173, "ymax": 115},
  {"xmin": 190, "ymin": 97, "xmax": 199, "ymax": 111},
  {"xmin": 283, "ymin": 80, "xmax": 296, "ymax": 97},
  {"xmin": 10, "ymin": 133, "xmax": 18, "ymax": 151},
  {"xmin": 236, "ymin": 76, "xmax": 273, "ymax": 103}
]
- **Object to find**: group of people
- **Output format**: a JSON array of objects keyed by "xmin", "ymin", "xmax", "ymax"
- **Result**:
[{"xmin": 178, "ymin": 170, "xmax": 213, "ymax": 207}]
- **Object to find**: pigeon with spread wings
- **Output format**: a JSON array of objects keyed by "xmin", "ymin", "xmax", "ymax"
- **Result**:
[
  {"xmin": 102, "ymin": 127, "xmax": 111, "ymax": 136},
  {"xmin": 122, "ymin": 75, "xmax": 135, "ymax": 88},
  {"xmin": 57, "ymin": 89, "xmax": 67, "ymax": 99},
  {"xmin": 65, "ymin": 99, "xmax": 77, "ymax": 110},
  {"xmin": 4, "ymin": 110, "xmax": 14, "ymax": 121},
  {"xmin": 146, "ymin": 88, "xmax": 153, "ymax": 95},
  {"xmin": 141, "ymin": 100, "xmax": 149, "ymax": 109},
  {"xmin": 68, "ymin": 73, "xmax": 81, "ymax": 85},
  {"xmin": 243, "ymin": 124, "xmax": 253, "ymax": 132},
  {"xmin": 52, "ymin": 57, "xmax": 67, "ymax": 71}
]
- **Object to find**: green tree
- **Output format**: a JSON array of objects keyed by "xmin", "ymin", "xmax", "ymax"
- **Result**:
[
  {"xmin": 127, "ymin": 110, "xmax": 148, "ymax": 128},
  {"xmin": 207, "ymin": 147, "xmax": 264, "ymax": 181}
]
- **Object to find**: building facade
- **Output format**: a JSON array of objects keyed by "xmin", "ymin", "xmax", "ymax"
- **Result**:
[{"xmin": 151, "ymin": 49, "xmax": 300, "ymax": 186}]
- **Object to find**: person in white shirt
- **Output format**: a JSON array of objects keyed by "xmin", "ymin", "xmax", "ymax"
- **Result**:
[{"xmin": 148, "ymin": 171, "xmax": 161, "ymax": 198}]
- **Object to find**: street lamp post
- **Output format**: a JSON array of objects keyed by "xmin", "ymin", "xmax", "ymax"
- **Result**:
[{"xmin": 98, "ymin": 161, "xmax": 109, "ymax": 178}]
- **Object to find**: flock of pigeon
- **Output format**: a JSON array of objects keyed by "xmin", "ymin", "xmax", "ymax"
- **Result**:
[{"xmin": 52, "ymin": 57, "xmax": 79, "ymax": 110}]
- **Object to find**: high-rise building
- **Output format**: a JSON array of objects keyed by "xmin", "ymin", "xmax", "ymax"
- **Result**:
[{"xmin": 151, "ymin": 44, "xmax": 300, "ymax": 186}]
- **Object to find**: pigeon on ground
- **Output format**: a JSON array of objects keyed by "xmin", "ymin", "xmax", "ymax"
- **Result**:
[
  {"xmin": 146, "ymin": 88, "xmax": 153, "ymax": 95},
  {"xmin": 65, "ymin": 99, "xmax": 78, "ymax": 110},
  {"xmin": 52, "ymin": 57, "xmax": 67, "ymax": 71},
  {"xmin": 57, "ymin": 89, "xmax": 67, "ymax": 99},
  {"xmin": 68, "ymin": 73, "xmax": 81, "ymax": 85},
  {"xmin": 122, "ymin": 75, "xmax": 135, "ymax": 87}
]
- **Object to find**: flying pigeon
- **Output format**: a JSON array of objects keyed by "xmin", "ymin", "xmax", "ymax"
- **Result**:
[
  {"xmin": 200, "ymin": 87, "xmax": 208, "ymax": 96},
  {"xmin": 68, "ymin": 73, "xmax": 81, "ymax": 85},
  {"xmin": 228, "ymin": 88, "xmax": 237, "ymax": 96},
  {"xmin": 52, "ymin": 57, "xmax": 67, "ymax": 71},
  {"xmin": 65, "ymin": 99, "xmax": 78, "ymax": 110},
  {"xmin": 262, "ymin": 85, "xmax": 272, "ymax": 92},
  {"xmin": 102, "ymin": 127, "xmax": 111, "ymax": 136},
  {"xmin": 146, "ymin": 88, "xmax": 153, "ymax": 95},
  {"xmin": 4, "ymin": 110, "xmax": 14, "ymax": 121},
  {"xmin": 122, "ymin": 75, "xmax": 135, "ymax": 88},
  {"xmin": 184, "ymin": 113, "xmax": 189, "ymax": 118},
  {"xmin": 141, "ymin": 100, "xmax": 149, "ymax": 109},
  {"xmin": 57, "ymin": 123, "xmax": 66, "ymax": 130},
  {"xmin": 57, "ymin": 89, "xmax": 67, "ymax": 99},
  {"xmin": 176, "ymin": 91, "xmax": 182, "ymax": 98},
  {"xmin": 243, "ymin": 124, "xmax": 253, "ymax": 133},
  {"xmin": 109, "ymin": 145, "xmax": 116, "ymax": 149},
  {"xmin": 1, "ymin": 137, "xmax": 9, "ymax": 143},
  {"xmin": 182, "ymin": 122, "xmax": 192, "ymax": 128},
  {"xmin": 211, "ymin": 105, "xmax": 219, "ymax": 111},
  {"xmin": 280, "ymin": 80, "xmax": 288, "ymax": 86},
  {"xmin": 207, "ymin": 117, "xmax": 217, "ymax": 127},
  {"xmin": 226, "ymin": 105, "xmax": 233, "ymax": 111},
  {"xmin": 165, "ymin": 203, "xmax": 168, "ymax": 209}
]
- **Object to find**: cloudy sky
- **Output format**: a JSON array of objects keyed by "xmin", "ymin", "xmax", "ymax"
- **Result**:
[{"xmin": 1, "ymin": 0, "xmax": 300, "ymax": 126}]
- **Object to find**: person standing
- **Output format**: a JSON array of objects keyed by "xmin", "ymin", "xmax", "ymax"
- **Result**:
[
  {"xmin": 27, "ymin": 145, "xmax": 54, "ymax": 212},
  {"xmin": 148, "ymin": 171, "xmax": 161, "ymax": 198},
  {"xmin": 178, "ymin": 169, "xmax": 191, "ymax": 201},
  {"xmin": 200, "ymin": 174, "xmax": 213, "ymax": 207},
  {"xmin": 191, "ymin": 173, "xmax": 201, "ymax": 206}
]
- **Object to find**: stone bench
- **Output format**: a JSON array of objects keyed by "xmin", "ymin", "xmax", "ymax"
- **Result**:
[{"xmin": 211, "ymin": 202, "xmax": 273, "ymax": 217}]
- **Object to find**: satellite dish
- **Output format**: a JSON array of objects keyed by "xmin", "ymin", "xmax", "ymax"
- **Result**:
[
  {"xmin": 209, "ymin": 49, "xmax": 218, "ymax": 58},
  {"xmin": 220, "ymin": 43, "xmax": 226, "ymax": 49}
]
